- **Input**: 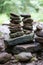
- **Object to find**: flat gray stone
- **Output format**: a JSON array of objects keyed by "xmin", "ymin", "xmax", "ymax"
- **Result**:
[{"xmin": 4, "ymin": 32, "xmax": 34, "ymax": 46}]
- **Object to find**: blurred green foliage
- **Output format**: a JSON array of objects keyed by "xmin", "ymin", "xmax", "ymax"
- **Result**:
[{"xmin": 0, "ymin": 0, "xmax": 43, "ymax": 23}]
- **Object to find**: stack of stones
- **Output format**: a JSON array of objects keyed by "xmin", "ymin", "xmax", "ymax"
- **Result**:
[
  {"xmin": 5, "ymin": 14, "xmax": 41, "ymax": 55},
  {"xmin": 9, "ymin": 13, "xmax": 33, "ymax": 38},
  {"xmin": 35, "ymin": 25, "xmax": 43, "ymax": 43},
  {"xmin": 9, "ymin": 13, "xmax": 24, "ymax": 38},
  {"xmin": 35, "ymin": 25, "xmax": 43, "ymax": 50},
  {"xmin": 21, "ymin": 14, "xmax": 33, "ymax": 34}
]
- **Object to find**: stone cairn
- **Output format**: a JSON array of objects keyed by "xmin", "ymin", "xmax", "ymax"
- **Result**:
[
  {"xmin": 0, "ymin": 13, "xmax": 43, "ymax": 65},
  {"xmin": 35, "ymin": 25, "xmax": 43, "ymax": 51},
  {"xmin": 9, "ymin": 13, "xmax": 24, "ymax": 38},
  {"xmin": 21, "ymin": 14, "xmax": 33, "ymax": 34},
  {"xmin": 9, "ymin": 13, "xmax": 33, "ymax": 38},
  {"xmin": 5, "ymin": 13, "xmax": 40, "ymax": 55}
]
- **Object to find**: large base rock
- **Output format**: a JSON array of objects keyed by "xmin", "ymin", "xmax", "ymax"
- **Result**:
[
  {"xmin": 4, "ymin": 32, "xmax": 34, "ymax": 46},
  {"xmin": 12, "ymin": 43, "xmax": 40, "ymax": 54}
]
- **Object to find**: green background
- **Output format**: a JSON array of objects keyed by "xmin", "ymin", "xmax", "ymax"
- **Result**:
[{"xmin": 0, "ymin": 0, "xmax": 43, "ymax": 24}]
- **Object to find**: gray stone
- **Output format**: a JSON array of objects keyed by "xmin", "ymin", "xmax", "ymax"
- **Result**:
[
  {"xmin": 14, "ymin": 52, "xmax": 32, "ymax": 61},
  {"xmin": 4, "ymin": 32, "xmax": 34, "ymax": 46},
  {"xmin": 0, "ymin": 38, "xmax": 5, "ymax": 52}
]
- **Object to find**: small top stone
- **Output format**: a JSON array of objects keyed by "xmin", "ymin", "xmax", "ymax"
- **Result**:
[
  {"xmin": 10, "ymin": 13, "xmax": 19, "ymax": 17},
  {"xmin": 20, "ymin": 14, "xmax": 31, "ymax": 17}
]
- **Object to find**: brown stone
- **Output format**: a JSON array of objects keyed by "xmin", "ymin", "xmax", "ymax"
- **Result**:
[
  {"xmin": 9, "ymin": 24, "xmax": 21, "ymax": 29},
  {"xmin": 10, "ymin": 13, "xmax": 19, "ymax": 17},
  {"xmin": 11, "ymin": 24, "xmax": 21, "ymax": 28},
  {"xmin": 0, "ymin": 52, "xmax": 12, "ymax": 64},
  {"xmin": 23, "ymin": 29, "xmax": 32, "ymax": 34},
  {"xmin": 9, "ymin": 23, "xmax": 20, "ymax": 27},
  {"xmin": 36, "ymin": 30, "xmax": 43, "ymax": 37},
  {"xmin": 9, "ymin": 27, "xmax": 22, "ymax": 33},
  {"xmin": 20, "ymin": 14, "xmax": 31, "ymax": 17},
  {"xmin": 35, "ymin": 36, "xmax": 43, "ymax": 43},
  {"xmin": 10, "ymin": 31, "xmax": 24, "ymax": 38},
  {"xmin": 23, "ymin": 18, "xmax": 33, "ymax": 23},
  {"xmin": 24, "ymin": 23, "xmax": 32, "ymax": 26},
  {"xmin": 23, "ymin": 25, "xmax": 32, "ymax": 30},
  {"xmin": 36, "ymin": 25, "xmax": 42, "ymax": 31},
  {"xmin": 12, "ymin": 43, "xmax": 39, "ymax": 54},
  {"xmin": 9, "ymin": 23, "xmax": 23, "ymax": 33},
  {"xmin": 10, "ymin": 19, "xmax": 21, "ymax": 24},
  {"xmin": 10, "ymin": 16, "xmax": 20, "ymax": 20}
]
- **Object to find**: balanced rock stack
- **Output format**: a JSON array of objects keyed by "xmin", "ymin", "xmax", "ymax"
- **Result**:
[
  {"xmin": 4, "ymin": 14, "xmax": 41, "ymax": 55},
  {"xmin": 9, "ymin": 13, "xmax": 24, "ymax": 38},
  {"xmin": 35, "ymin": 25, "xmax": 43, "ymax": 43},
  {"xmin": 21, "ymin": 14, "xmax": 33, "ymax": 34},
  {"xmin": 35, "ymin": 25, "xmax": 43, "ymax": 50},
  {"xmin": 4, "ymin": 13, "xmax": 34, "ymax": 46}
]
